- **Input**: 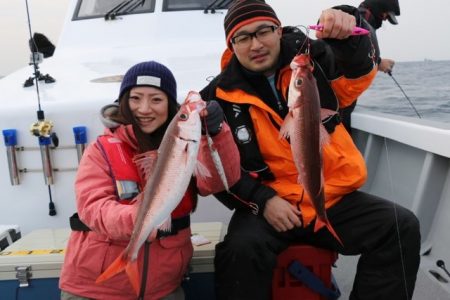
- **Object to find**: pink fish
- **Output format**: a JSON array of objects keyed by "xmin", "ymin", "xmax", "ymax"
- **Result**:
[
  {"xmin": 280, "ymin": 54, "xmax": 343, "ymax": 246},
  {"xmin": 96, "ymin": 91, "xmax": 207, "ymax": 295}
]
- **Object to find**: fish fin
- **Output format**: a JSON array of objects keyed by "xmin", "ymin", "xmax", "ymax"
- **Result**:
[
  {"xmin": 194, "ymin": 160, "xmax": 212, "ymax": 179},
  {"xmin": 318, "ymin": 109, "xmax": 335, "ymax": 146},
  {"xmin": 125, "ymin": 259, "xmax": 141, "ymax": 296},
  {"xmin": 314, "ymin": 217, "xmax": 344, "ymax": 247},
  {"xmin": 158, "ymin": 217, "xmax": 172, "ymax": 233},
  {"xmin": 95, "ymin": 252, "xmax": 128, "ymax": 284},
  {"xmin": 320, "ymin": 108, "xmax": 337, "ymax": 120},
  {"xmin": 133, "ymin": 151, "xmax": 158, "ymax": 181},
  {"xmin": 296, "ymin": 174, "xmax": 304, "ymax": 185},
  {"xmin": 279, "ymin": 112, "xmax": 293, "ymax": 140},
  {"xmin": 319, "ymin": 124, "xmax": 331, "ymax": 147},
  {"xmin": 147, "ymin": 228, "xmax": 158, "ymax": 242},
  {"xmin": 325, "ymin": 221, "xmax": 344, "ymax": 247}
]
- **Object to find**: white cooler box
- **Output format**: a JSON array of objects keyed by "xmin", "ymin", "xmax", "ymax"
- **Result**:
[{"xmin": 0, "ymin": 222, "xmax": 224, "ymax": 300}]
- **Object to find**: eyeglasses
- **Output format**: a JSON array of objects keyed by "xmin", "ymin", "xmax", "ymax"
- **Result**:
[{"xmin": 231, "ymin": 25, "xmax": 279, "ymax": 47}]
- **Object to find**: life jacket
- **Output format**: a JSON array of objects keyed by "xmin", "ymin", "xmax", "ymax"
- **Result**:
[{"xmin": 96, "ymin": 135, "xmax": 196, "ymax": 219}]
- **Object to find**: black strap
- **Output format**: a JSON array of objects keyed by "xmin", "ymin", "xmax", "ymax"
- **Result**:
[
  {"xmin": 70, "ymin": 213, "xmax": 190, "ymax": 238},
  {"xmin": 323, "ymin": 113, "xmax": 341, "ymax": 134},
  {"xmin": 156, "ymin": 215, "xmax": 190, "ymax": 238},
  {"xmin": 69, "ymin": 213, "xmax": 91, "ymax": 231},
  {"xmin": 137, "ymin": 241, "xmax": 151, "ymax": 300}
]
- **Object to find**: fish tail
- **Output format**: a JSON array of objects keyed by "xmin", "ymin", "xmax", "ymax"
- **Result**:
[
  {"xmin": 95, "ymin": 253, "xmax": 128, "ymax": 284},
  {"xmin": 314, "ymin": 217, "xmax": 344, "ymax": 247},
  {"xmin": 126, "ymin": 259, "xmax": 141, "ymax": 296},
  {"xmin": 313, "ymin": 216, "xmax": 326, "ymax": 232},
  {"xmin": 95, "ymin": 252, "xmax": 142, "ymax": 296}
]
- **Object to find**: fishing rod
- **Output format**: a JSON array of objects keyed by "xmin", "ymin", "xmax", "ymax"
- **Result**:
[
  {"xmin": 24, "ymin": 0, "xmax": 57, "ymax": 216},
  {"xmin": 387, "ymin": 71, "xmax": 422, "ymax": 119}
]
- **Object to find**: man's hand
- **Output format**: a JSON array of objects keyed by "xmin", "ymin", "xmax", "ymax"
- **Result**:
[
  {"xmin": 200, "ymin": 100, "xmax": 224, "ymax": 136},
  {"xmin": 263, "ymin": 195, "xmax": 302, "ymax": 232},
  {"xmin": 316, "ymin": 8, "xmax": 356, "ymax": 40},
  {"xmin": 378, "ymin": 58, "xmax": 395, "ymax": 73}
]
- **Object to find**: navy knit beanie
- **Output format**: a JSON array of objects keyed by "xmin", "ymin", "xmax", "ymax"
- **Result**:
[
  {"xmin": 119, "ymin": 61, "xmax": 177, "ymax": 103},
  {"xmin": 224, "ymin": 0, "xmax": 281, "ymax": 50}
]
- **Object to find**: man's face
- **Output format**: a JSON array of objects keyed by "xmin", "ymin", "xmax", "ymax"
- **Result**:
[{"xmin": 231, "ymin": 20, "xmax": 282, "ymax": 76}]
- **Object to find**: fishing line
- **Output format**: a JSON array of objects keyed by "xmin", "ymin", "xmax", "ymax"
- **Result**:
[
  {"xmin": 388, "ymin": 71, "xmax": 422, "ymax": 119},
  {"xmin": 383, "ymin": 138, "xmax": 409, "ymax": 299}
]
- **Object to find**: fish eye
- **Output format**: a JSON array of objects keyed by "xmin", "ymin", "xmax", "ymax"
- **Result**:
[
  {"xmin": 179, "ymin": 113, "xmax": 188, "ymax": 120},
  {"xmin": 295, "ymin": 78, "xmax": 303, "ymax": 87}
]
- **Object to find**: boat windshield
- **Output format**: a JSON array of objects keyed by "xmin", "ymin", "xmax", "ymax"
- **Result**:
[
  {"xmin": 162, "ymin": 0, "xmax": 229, "ymax": 11},
  {"xmin": 73, "ymin": 0, "xmax": 155, "ymax": 20}
]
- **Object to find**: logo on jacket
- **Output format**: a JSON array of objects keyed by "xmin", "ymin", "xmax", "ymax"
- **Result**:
[
  {"xmin": 235, "ymin": 125, "xmax": 252, "ymax": 144},
  {"xmin": 232, "ymin": 104, "xmax": 241, "ymax": 118}
]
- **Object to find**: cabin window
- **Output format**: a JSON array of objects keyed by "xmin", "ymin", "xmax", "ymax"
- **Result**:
[
  {"xmin": 73, "ymin": 0, "xmax": 155, "ymax": 20},
  {"xmin": 162, "ymin": 0, "xmax": 229, "ymax": 11}
]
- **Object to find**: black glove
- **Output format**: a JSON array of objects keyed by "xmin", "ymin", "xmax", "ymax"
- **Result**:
[{"xmin": 202, "ymin": 100, "xmax": 224, "ymax": 136}]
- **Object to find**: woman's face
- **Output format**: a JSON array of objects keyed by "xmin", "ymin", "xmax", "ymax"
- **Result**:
[{"xmin": 128, "ymin": 86, "xmax": 169, "ymax": 134}]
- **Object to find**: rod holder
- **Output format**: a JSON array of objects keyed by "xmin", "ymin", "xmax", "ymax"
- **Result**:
[
  {"xmin": 39, "ymin": 136, "xmax": 53, "ymax": 185},
  {"xmin": 72, "ymin": 126, "xmax": 87, "ymax": 163},
  {"xmin": 2, "ymin": 129, "xmax": 20, "ymax": 185}
]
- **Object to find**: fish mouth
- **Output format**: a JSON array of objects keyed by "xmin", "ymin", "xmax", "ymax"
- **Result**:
[
  {"xmin": 185, "ymin": 92, "xmax": 206, "ymax": 113},
  {"xmin": 185, "ymin": 101, "xmax": 206, "ymax": 113}
]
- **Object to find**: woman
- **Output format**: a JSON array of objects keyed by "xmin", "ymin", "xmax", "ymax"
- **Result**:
[{"xmin": 59, "ymin": 61, "xmax": 240, "ymax": 300}]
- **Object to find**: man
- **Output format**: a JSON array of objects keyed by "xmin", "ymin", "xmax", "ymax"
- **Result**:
[
  {"xmin": 359, "ymin": 0, "xmax": 400, "ymax": 74},
  {"xmin": 339, "ymin": 0, "xmax": 401, "ymax": 132},
  {"xmin": 200, "ymin": 1, "xmax": 420, "ymax": 299}
]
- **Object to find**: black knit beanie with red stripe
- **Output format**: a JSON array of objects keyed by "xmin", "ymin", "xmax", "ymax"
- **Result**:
[{"xmin": 224, "ymin": 0, "xmax": 281, "ymax": 50}]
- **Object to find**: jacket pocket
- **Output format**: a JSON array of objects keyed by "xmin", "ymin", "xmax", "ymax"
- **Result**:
[
  {"xmin": 149, "ymin": 228, "xmax": 194, "ymax": 292},
  {"xmin": 76, "ymin": 232, "xmax": 125, "ymax": 279}
]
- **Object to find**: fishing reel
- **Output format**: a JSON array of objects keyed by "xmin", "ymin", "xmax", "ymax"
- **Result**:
[{"xmin": 30, "ymin": 119, "xmax": 53, "ymax": 138}]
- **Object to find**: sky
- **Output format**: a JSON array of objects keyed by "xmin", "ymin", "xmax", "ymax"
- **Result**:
[{"xmin": 0, "ymin": 0, "xmax": 449, "ymax": 77}]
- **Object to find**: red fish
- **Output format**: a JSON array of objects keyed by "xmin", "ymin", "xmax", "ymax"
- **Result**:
[
  {"xmin": 280, "ymin": 54, "xmax": 343, "ymax": 246},
  {"xmin": 96, "ymin": 91, "xmax": 207, "ymax": 295}
]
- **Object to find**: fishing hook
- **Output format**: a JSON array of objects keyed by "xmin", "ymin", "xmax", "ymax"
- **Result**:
[{"xmin": 293, "ymin": 25, "xmax": 310, "ymax": 55}]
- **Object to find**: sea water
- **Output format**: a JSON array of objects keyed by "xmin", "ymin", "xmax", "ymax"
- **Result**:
[{"xmin": 356, "ymin": 60, "xmax": 450, "ymax": 123}]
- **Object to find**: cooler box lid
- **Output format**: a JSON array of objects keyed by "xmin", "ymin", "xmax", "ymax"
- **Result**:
[{"xmin": 0, "ymin": 228, "xmax": 70, "ymax": 280}]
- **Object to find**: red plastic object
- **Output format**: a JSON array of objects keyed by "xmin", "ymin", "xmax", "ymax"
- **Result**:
[{"xmin": 272, "ymin": 245, "xmax": 338, "ymax": 300}]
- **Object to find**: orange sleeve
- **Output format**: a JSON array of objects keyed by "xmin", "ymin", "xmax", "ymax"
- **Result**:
[{"xmin": 331, "ymin": 66, "xmax": 377, "ymax": 108}]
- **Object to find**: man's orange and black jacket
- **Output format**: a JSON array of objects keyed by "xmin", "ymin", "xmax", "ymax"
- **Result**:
[{"xmin": 200, "ymin": 5, "xmax": 377, "ymax": 226}]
